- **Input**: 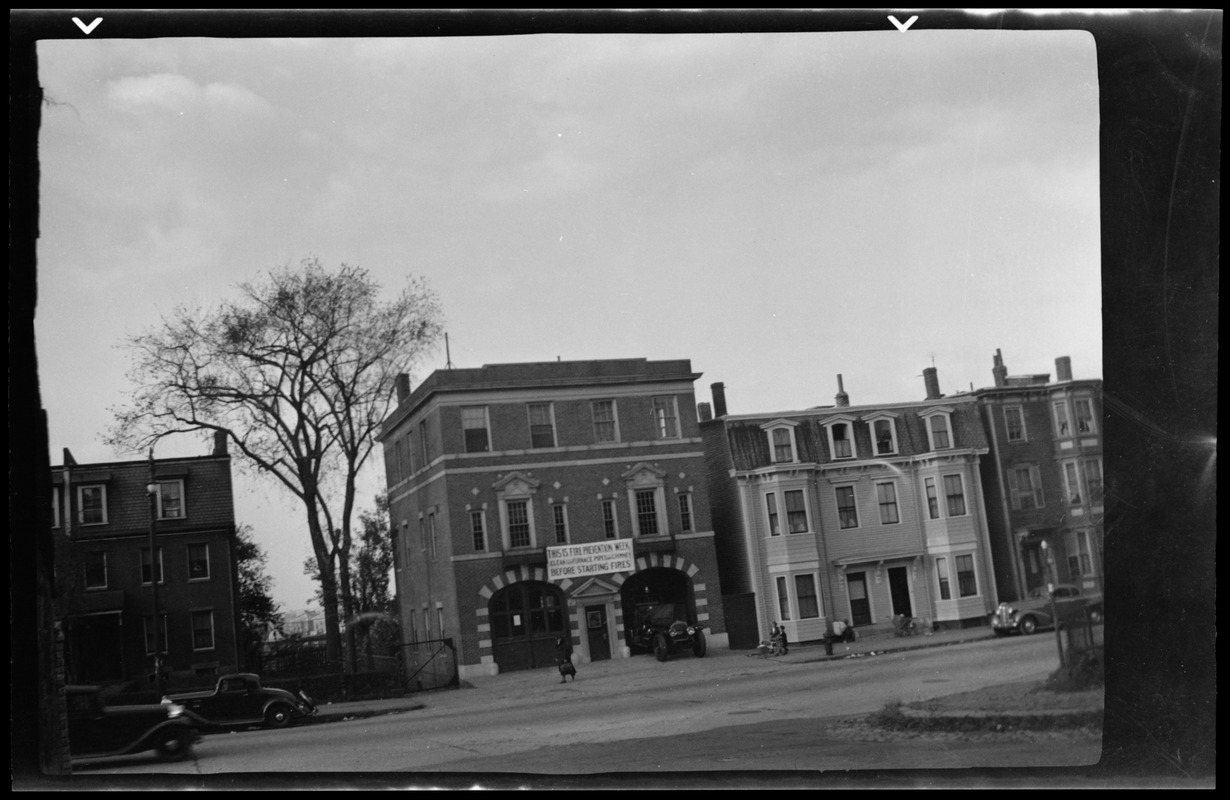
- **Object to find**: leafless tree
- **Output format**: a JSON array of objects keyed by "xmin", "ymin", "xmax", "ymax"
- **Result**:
[{"xmin": 108, "ymin": 258, "xmax": 442, "ymax": 671}]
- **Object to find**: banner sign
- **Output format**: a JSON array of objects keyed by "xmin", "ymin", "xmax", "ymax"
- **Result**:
[{"xmin": 547, "ymin": 538, "xmax": 634, "ymax": 581}]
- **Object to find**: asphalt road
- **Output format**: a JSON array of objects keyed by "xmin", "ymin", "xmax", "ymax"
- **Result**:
[{"xmin": 69, "ymin": 634, "xmax": 1101, "ymax": 785}]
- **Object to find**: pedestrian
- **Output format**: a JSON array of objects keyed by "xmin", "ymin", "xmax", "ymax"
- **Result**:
[
  {"xmin": 778, "ymin": 624, "xmax": 789, "ymax": 655},
  {"xmin": 556, "ymin": 635, "xmax": 577, "ymax": 683}
]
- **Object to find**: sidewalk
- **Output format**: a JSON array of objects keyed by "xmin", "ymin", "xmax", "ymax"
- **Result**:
[{"xmin": 302, "ymin": 625, "xmax": 1099, "ymax": 727}]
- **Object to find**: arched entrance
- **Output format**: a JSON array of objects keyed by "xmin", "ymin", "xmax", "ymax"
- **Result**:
[
  {"xmin": 620, "ymin": 566, "xmax": 693, "ymax": 654},
  {"xmin": 488, "ymin": 581, "xmax": 568, "ymax": 673}
]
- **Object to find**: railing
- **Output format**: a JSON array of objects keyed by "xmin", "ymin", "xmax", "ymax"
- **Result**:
[{"xmin": 402, "ymin": 637, "xmax": 459, "ymax": 692}]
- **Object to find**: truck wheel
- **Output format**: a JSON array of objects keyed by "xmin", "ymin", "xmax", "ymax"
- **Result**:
[
  {"xmin": 155, "ymin": 731, "xmax": 192, "ymax": 761},
  {"xmin": 691, "ymin": 630, "xmax": 707, "ymax": 658},
  {"xmin": 653, "ymin": 634, "xmax": 669, "ymax": 662},
  {"xmin": 265, "ymin": 703, "xmax": 293, "ymax": 728},
  {"xmin": 1019, "ymin": 616, "xmax": 1038, "ymax": 635}
]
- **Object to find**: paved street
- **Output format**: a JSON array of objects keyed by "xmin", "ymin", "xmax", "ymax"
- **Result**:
[{"xmin": 67, "ymin": 633, "xmax": 1100, "ymax": 784}]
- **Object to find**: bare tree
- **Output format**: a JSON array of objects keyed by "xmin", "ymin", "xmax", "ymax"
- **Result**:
[{"xmin": 108, "ymin": 258, "xmax": 442, "ymax": 671}]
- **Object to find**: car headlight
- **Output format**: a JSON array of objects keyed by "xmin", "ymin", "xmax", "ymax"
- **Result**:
[
  {"xmin": 687, "ymin": 627, "xmax": 696, "ymax": 636},
  {"xmin": 165, "ymin": 703, "xmax": 187, "ymax": 719}
]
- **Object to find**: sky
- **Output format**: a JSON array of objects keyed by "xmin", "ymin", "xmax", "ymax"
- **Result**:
[{"xmin": 35, "ymin": 20, "xmax": 1102, "ymax": 614}]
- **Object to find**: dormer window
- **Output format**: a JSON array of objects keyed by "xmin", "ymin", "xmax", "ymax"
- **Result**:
[
  {"xmin": 761, "ymin": 419, "xmax": 800, "ymax": 464},
  {"xmin": 823, "ymin": 417, "xmax": 858, "ymax": 460},
  {"xmin": 920, "ymin": 408, "xmax": 955, "ymax": 451},
  {"xmin": 864, "ymin": 413, "xmax": 899, "ymax": 456}
]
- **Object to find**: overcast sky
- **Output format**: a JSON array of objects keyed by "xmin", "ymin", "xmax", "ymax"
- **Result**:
[{"xmin": 35, "ymin": 26, "xmax": 1101, "ymax": 612}]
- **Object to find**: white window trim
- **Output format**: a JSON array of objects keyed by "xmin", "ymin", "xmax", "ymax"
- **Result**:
[
  {"xmin": 935, "ymin": 556, "xmax": 952, "ymax": 600},
  {"xmin": 527, "ymin": 402, "xmax": 558, "ymax": 448},
  {"xmin": 942, "ymin": 473, "xmax": 968, "ymax": 517},
  {"xmin": 761, "ymin": 419, "xmax": 801, "ymax": 464},
  {"xmin": 187, "ymin": 543, "xmax": 211, "ymax": 582},
  {"xmin": 84, "ymin": 551, "xmax": 108, "ymax": 590},
  {"xmin": 77, "ymin": 484, "xmax": 108, "ymax": 526},
  {"xmin": 469, "ymin": 508, "xmax": 487, "ymax": 552},
  {"xmin": 793, "ymin": 571, "xmax": 824, "ymax": 619},
  {"xmin": 923, "ymin": 476, "xmax": 941, "ymax": 520},
  {"xmin": 1062, "ymin": 460, "xmax": 1084, "ymax": 507},
  {"xmin": 864, "ymin": 413, "xmax": 900, "ymax": 456},
  {"xmin": 52, "ymin": 486, "xmax": 61, "ymax": 528},
  {"xmin": 1052, "ymin": 399, "xmax": 1072, "ymax": 438},
  {"xmin": 461, "ymin": 405, "xmax": 492, "ymax": 453},
  {"xmin": 628, "ymin": 486, "xmax": 668, "ymax": 538},
  {"xmin": 1003, "ymin": 405, "xmax": 1028, "ymax": 442},
  {"xmin": 765, "ymin": 491, "xmax": 780, "ymax": 537},
  {"xmin": 1073, "ymin": 396, "xmax": 1098, "ymax": 435},
  {"xmin": 191, "ymin": 609, "xmax": 216, "ymax": 652},
  {"xmin": 782, "ymin": 488, "xmax": 812, "ymax": 535},
  {"xmin": 551, "ymin": 502, "xmax": 570, "ymax": 545},
  {"xmin": 500, "ymin": 497, "xmax": 537, "ymax": 550},
  {"xmin": 592, "ymin": 399, "xmax": 621, "ymax": 443},
  {"xmin": 774, "ymin": 575, "xmax": 793, "ymax": 622},
  {"xmin": 155, "ymin": 479, "xmax": 186, "ymax": 520},
  {"xmin": 834, "ymin": 484, "xmax": 859, "ymax": 529},
  {"xmin": 677, "ymin": 491, "xmax": 694, "ymax": 533},
  {"xmin": 823, "ymin": 417, "xmax": 859, "ymax": 461},
  {"xmin": 875, "ymin": 480, "xmax": 901, "ymax": 525},
  {"xmin": 920, "ymin": 408, "xmax": 954, "ymax": 451},
  {"xmin": 601, "ymin": 498, "xmax": 620, "ymax": 539},
  {"xmin": 651, "ymin": 395, "xmax": 681, "ymax": 440},
  {"xmin": 953, "ymin": 552, "xmax": 981, "ymax": 599}
]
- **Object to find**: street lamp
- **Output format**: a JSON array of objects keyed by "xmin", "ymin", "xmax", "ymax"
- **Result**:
[
  {"xmin": 146, "ymin": 448, "xmax": 163, "ymax": 696},
  {"xmin": 1039, "ymin": 540, "xmax": 1064, "ymax": 667}
]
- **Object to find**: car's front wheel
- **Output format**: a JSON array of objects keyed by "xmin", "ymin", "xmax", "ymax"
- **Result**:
[
  {"xmin": 691, "ymin": 630, "xmax": 707, "ymax": 658},
  {"xmin": 652, "ymin": 634, "xmax": 669, "ymax": 662},
  {"xmin": 1018, "ymin": 616, "xmax": 1039, "ymax": 635},
  {"xmin": 155, "ymin": 731, "xmax": 193, "ymax": 762},
  {"xmin": 265, "ymin": 703, "xmax": 294, "ymax": 728}
]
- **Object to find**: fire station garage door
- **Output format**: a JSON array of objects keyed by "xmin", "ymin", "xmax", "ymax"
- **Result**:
[{"xmin": 489, "ymin": 581, "xmax": 567, "ymax": 673}]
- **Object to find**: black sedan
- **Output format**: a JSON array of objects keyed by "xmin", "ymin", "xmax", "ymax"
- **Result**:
[
  {"xmin": 66, "ymin": 685, "xmax": 201, "ymax": 762},
  {"xmin": 163, "ymin": 673, "xmax": 317, "ymax": 729}
]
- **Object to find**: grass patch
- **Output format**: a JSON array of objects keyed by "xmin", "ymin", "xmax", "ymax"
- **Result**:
[{"xmin": 1045, "ymin": 647, "xmax": 1104, "ymax": 692}]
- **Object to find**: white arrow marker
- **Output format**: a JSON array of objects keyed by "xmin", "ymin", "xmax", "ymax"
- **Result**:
[
  {"xmin": 72, "ymin": 17, "xmax": 103, "ymax": 35},
  {"xmin": 888, "ymin": 15, "xmax": 918, "ymax": 32}
]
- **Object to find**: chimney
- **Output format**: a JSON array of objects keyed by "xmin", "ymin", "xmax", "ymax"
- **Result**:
[
  {"xmin": 923, "ymin": 367, "xmax": 943, "ymax": 400},
  {"xmin": 834, "ymin": 374, "xmax": 849, "ymax": 407},
  {"xmin": 711, "ymin": 382, "xmax": 728, "ymax": 418},
  {"xmin": 213, "ymin": 430, "xmax": 228, "ymax": 456},
  {"xmin": 992, "ymin": 349, "xmax": 1008, "ymax": 388},
  {"xmin": 1055, "ymin": 356, "xmax": 1073, "ymax": 383},
  {"xmin": 395, "ymin": 373, "xmax": 411, "ymax": 403},
  {"xmin": 697, "ymin": 402, "xmax": 713, "ymax": 422}
]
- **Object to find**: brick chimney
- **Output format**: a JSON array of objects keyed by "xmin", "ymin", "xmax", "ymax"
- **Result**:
[
  {"xmin": 1055, "ymin": 356, "xmax": 1073, "ymax": 383},
  {"xmin": 213, "ymin": 430, "xmax": 228, "ymax": 456},
  {"xmin": 834, "ymin": 374, "xmax": 849, "ymax": 407},
  {"xmin": 395, "ymin": 373, "xmax": 411, "ymax": 403},
  {"xmin": 697, "ymin": 402, "xmax": 713, "ymax": 422},
  {"xmin": 923, "ymin": 367, "xmax": 943, "ymax": 400},
  {"xmin": 711, "ymin": 382, "xmax": 728, "ymax": 418},
  {"xmin": 992, "ymin": 349, "xmax": 1008, "ymax": 388}
]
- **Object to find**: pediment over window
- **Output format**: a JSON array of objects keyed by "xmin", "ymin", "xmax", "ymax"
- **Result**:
[
  {"xmin": 758, "ymin": 418, "xmax": 800, "ymax": 431},
  {"xmin": 861, "ymin": 411, "xmax": 900, "ymax": 422},
  {"xmin": 570, "ymin": 576, "xmax": 622, "ymax": 597},
  {"xmin": 492, "ymin": 471, "xmax": 541, "ymax": 495},
  {"xmin": 621, "ymin": 462, "xmax": 666, "ymax": 486},
  {"xmin": 918, "ymin": 407, "xmax": 951, "ymax": 419}
]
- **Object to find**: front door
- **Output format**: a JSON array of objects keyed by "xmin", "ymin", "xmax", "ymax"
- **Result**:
[
  {"xmin": 847, "ymin": 572, "xmax": 872, "ymax": 626},
  {"xmin": 585, "ymin": 605, "xmax": 611, "ymax": 661},
  {"xmin": 1023, "ymin": 542, "xmax": 1045, "ymax": 592},
  {"xmin": 888, "ymin": 566, "xmax": 913, "ymax": 617}
]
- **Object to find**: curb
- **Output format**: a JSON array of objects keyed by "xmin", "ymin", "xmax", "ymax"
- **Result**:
[
  {"xmin": 894, "ymin": 706, "xmax": 1103, "ymax": 730},
  {"xmin": 304, "ymin": 702, "xmax": 426, "ymax": 726}
]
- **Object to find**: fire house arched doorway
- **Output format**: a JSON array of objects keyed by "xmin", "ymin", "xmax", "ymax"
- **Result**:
[
  {"xmin": 488, "ymin": 581, "xmax": 568, "ymax": 673},
  {"xmin": 620, "ymin": 566, "xmax": 694, "ymax": 654}
]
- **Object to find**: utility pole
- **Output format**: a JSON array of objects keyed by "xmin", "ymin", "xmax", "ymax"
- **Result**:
[
  {"xmin": 147, "ymin": 448, "xmax": 164, "ymax": 697},
  {"xmin": 1040, "ymin": 540, "xmax": 1064, "ymax": 667}
]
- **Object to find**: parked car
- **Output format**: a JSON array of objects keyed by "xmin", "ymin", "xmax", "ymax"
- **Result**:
[
  {"xmin": 162, "ymin": 673, "xmax": 316, "ymax": 729},
  {"xmin": 66, "ymin": 685, "xmax": 200, "ymax": 762},
  {"xmin": 629, "ymin": 602, "xmax": 707, "ymax": 662},
  {"xmin": 990, "ymin": 583, "xmax": 1104, "ymax": 635}
]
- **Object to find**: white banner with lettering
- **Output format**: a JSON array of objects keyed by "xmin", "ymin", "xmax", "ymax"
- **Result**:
[{"xmin": 547, "ymin": 538, "xmax": 634, "ymax": 581}]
